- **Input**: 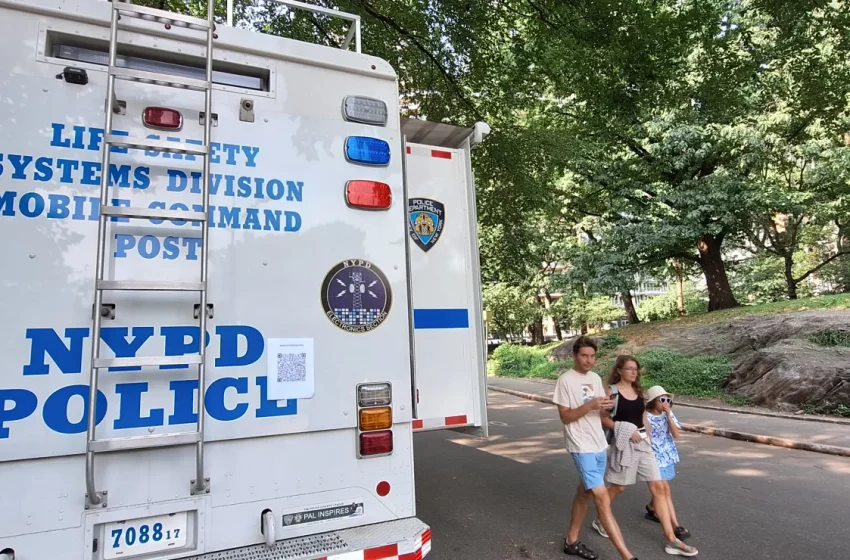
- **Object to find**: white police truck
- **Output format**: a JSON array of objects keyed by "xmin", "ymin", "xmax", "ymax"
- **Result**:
[{"xmin": 0, "ymin": 0, "xmax": 489, "ymax": 558}]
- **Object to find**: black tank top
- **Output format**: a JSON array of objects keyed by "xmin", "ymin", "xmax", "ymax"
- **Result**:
[{"xmin": 613, "ymin": 390, "xmax": 645, "ymax": 428}]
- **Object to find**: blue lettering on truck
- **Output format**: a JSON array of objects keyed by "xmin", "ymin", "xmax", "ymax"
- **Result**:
[
  {"xmin": 0, "ymin": 123, "xmax": 305, "ymax": 261},
  {"xmin": 0, "ymin": 325, "xmax": 297, "ymax": 439}
]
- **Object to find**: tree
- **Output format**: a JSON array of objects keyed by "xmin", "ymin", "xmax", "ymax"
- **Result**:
[{"xmin": 481, "ymin": 283, "xmax": 540, "ymax": 341}]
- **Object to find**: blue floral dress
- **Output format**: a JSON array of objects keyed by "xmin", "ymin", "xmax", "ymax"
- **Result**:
[{"xmin": 648, "ymin": 411, "xmax": 682, "ymax": 480}]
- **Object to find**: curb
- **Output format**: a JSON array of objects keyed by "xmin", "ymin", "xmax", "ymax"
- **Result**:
[
  {"xmin": 488, "ymin": 378, "xmax": 850, "ymax": 426},
  {"xmin": 488, "ymin": 386, "xmax": 850, "ymax": 459}
]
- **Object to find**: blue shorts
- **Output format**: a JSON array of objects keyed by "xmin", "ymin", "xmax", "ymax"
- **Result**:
[
  {"xmin": 571, "ymin": 451, "xmax": 607, "ymax": 490},
  {"xmin": 659, "ymin": 464, "xmax": 677, "ymax": 481}
]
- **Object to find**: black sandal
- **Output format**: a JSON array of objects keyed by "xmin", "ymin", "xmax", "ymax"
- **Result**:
[
  {"xmin": 564, "ymin": 539, "xmax": 599, "ymax": 559},
  {"xmin": 645, "ymin": 505, "xmax": 660, "ymax": 523},
  {"xmin": 674, "ymin": 526, "xmax": 691, "ymax": 540}
]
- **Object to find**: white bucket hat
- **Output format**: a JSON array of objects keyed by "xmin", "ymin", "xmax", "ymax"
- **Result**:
[{"xmin": 645, "ymin": 385, "xmax": 673, "ymax": 403}]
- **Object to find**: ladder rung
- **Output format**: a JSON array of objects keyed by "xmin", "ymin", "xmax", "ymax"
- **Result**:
[
  {"xmin": 101, "ymin": 206, "xmax": 207, "ymax": 222},
  {"xmin": 94, "ymin": 355, "xmax": 203, "ymax": 369},
  {"xmin": 89, "ymin": 432, "xmax": 201, "ymax": 453},
  {"xmin": 98, "ymin": 280, "xmax": 205, "ymax": 292},
  {"xmin": 110, "ymin": 66, "xmax": 209, "ymax": 92},
  {"xmin": 114, "ymin": 3, "xmax": 212, "ymax": 31},
  {"xmin": 105, "ymin": 135, "xmax": 208, "ymax": 156}
]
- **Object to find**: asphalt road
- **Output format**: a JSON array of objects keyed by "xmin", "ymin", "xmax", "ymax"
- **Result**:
[{"xmin": 413, "ymin": 391, "xmax": 850, "ymax": 560}]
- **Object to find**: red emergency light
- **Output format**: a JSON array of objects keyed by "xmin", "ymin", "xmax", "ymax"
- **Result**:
[
  {"xmin": 359, "ymin": 431, "xmax": 393, "ymax": 456},
  {"xmin": 345, "ymin": 180, "xmax": 392, "ymax": 210},
  {"xmin": 143, "ymin": 106, "xmax": 183, "ymax": 130}
]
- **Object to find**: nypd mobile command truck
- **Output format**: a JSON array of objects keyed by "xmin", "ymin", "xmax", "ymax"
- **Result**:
[{"xmin": 0, "ymin": 0, "xmax": 490, "ymax": 558}]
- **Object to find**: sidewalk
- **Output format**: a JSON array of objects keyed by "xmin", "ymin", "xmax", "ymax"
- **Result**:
[{"xmin": 488, "ymin": 376, "xmax": 850, "ymax": 457}]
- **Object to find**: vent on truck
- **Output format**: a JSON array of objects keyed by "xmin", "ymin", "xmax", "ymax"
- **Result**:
[{"xmin": 46, "ymin": 32, "xmax": 269, "ymax": 91}]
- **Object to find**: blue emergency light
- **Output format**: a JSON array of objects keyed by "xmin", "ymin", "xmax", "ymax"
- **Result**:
[{"xmin": 345, "ymin": 136, "xmax": 391, "ymax": 166}]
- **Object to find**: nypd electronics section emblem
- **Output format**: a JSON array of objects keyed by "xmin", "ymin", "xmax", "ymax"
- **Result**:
[
  {"xmin": 321, "ymin": 259, "xmax": 392, "ymax": 333},
  {"xmin": 408, "ymin": 198, "xmax": 445, "ymax": 252}
]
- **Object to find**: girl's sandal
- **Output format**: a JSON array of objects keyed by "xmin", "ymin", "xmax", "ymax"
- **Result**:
[
  {"xmin": 564, "ymin": 540, "xmax": 599, "ymax": 560},
  {"xmin": 674, "ymin": 526, "xmax": 691, "ymax": 540},
  {"xmin": 645, "ymin": 505, "xmax": 661, "ymax": 523}
]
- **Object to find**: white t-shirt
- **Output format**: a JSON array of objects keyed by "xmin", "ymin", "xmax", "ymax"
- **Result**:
[{"xmin": 553, "ymin": 369, "xmax": 608, "ymax": 454}]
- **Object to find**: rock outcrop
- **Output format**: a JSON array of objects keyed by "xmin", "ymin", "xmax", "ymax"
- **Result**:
[{"xmin": 646, "ymin": 310, "xmax": 850, "ymax": 411}]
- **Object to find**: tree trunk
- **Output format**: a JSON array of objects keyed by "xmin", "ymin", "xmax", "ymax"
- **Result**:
[
  {"xmin": 531, "ymin": 318, "xmax": 544, "ymax": 345},
  {"xmin": 554, "ymin": 322, "xmax": 563, "ymax": 341},
  {"xmin": 673, "ymin": 260, "xmax": 685, "ymax": 316},
  {"xmin": 784, "ymin": 255, "xmax": 798, "ymax": 300},
  {"xmin": 621, "ymin": 291, "xmax": 641, "ymax": 324},
  {"xmin": 580, "ymin": 323, "xmax": 588, "ymax": 335},
  {"xmin": 697, "ymin": 234, "xmax": 740, "ymax": 311}
]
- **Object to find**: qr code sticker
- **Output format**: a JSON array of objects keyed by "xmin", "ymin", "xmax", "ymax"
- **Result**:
[{"xmin": 277, "ymin": 352, "xmax": 307, "ymax": 383}]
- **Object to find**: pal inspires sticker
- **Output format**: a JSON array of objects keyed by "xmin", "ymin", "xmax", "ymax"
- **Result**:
[
  {"xmin": 408, "ymin": 198, "xmax": 445, "ymax": 252},
  {"xmin": 321, "ymin": 259, "xmax": 392, "ymax": 333},
  {"xmin": 282, "ymin": 500, "xmax": 365, "ymax": 528}
]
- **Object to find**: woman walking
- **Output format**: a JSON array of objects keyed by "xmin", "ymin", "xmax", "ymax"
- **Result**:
[{"xmin": 591, "ymin": 355, "xmax": 697, "ymax": 557}]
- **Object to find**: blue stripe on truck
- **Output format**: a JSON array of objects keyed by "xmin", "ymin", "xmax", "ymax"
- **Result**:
[{"xmin": 413, "ymin": 309, "xmax": 470, "ymax": 329}]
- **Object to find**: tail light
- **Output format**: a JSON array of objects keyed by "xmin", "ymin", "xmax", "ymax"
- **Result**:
[
  {"xmin": 345, "ymin": 181, "xmax": 392, "ymax": 210},
  {"xmin": 342, "ymin": 96, "xmax": 388, "ymax": 126},
  {"xmin": 357, "ymin": 383, "xmax": 393, "ymax": 457},
  {"xmin": 359, "ymin": 407, "xmax": 392, "ymax": 431},
  {"xmin": 359, "ymin": 431, "xmax": 394, "ymax": 456},
  {"xmin": 143, "ymin": 107, "xmax": 182, "ymax": 131},
  {"xmin": 345, "ymin": 136, "xmax": 391, "ymax": 166}
]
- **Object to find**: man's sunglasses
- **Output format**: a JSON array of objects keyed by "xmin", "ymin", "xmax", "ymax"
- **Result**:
[{"xmin": 659, "ymin": 397, "xmax": 672, "ymax": 404}]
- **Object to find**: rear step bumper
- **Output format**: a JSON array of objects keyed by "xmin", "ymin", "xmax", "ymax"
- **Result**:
[{"xmin": 186, "ymin": 517, "xmax": 431, "ymax": 559}]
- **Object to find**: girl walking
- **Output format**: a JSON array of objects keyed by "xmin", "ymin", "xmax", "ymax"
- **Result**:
[{"xmin": 644, "ymin": 386, "xmax": 692, "ymax": 542}]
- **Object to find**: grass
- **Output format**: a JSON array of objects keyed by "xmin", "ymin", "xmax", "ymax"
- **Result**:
[
  {"xmin": 800, "ymin": 403, "xmax": 850, "ymax": 418},
  {"xmin": 808, "ymin": 329, "xmax": 850, "ymax": 347},
  {"xmin": 616, "ymin": 293, "xmax": 850, "ymax": 346}
]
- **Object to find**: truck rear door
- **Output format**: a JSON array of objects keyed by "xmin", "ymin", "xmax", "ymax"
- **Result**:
[{"xmin": 401, "ymin": 118, "xmax": 488, "ymax": 437}]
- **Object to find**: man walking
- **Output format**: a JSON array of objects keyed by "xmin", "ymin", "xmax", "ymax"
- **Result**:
[{"xmin": 554, "ymin": 336, "xmax": 638, "ymax": 560}]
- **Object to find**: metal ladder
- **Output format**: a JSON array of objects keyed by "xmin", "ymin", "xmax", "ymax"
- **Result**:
[{"xmin": 85, "ymin": 0, "xmax": 216, "ymax": 509}]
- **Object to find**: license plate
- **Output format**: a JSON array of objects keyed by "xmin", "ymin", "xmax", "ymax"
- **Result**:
[{"xmin": 104, "ymin": 512, "xmax": 188, "ymax": 559}]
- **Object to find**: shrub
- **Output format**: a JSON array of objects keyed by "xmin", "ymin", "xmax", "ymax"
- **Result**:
[
  {"xmin": 490, "ymin": 344, "xmax": 563, "ymax": 379},
  {"xmin": 639, "ymin": 349, "xmax": 731, "ymax": 398}
]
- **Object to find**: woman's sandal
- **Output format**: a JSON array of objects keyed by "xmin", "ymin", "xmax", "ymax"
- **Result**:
[
  {"xmin": 664, "ymin": 539, "xmax": 698, "ymax": 557},
  {"xmin": 645, "ymin": 505, "xmax": 661, "ymax": 523},
  {"xmin": 674, "ymin": 526, "xmax": 692, "ymax": 540},
  {"xmin": 564, "ymin": 539, "xmax": 599, "ymax": 559}
]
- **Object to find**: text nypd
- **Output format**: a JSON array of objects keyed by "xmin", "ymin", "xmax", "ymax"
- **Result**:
[
  {"xmin": 0, "ymin": 124, "xmax": 305, "ymax": 261},
  {"xmin": 0, "ymin": 325, "xmax": 297, "ymax": 440}
]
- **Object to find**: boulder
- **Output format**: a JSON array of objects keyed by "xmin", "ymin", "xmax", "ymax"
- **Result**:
[
  {"xmin": 647, "ymin": 310, "xmax": 850, "ymax": 358},
  {"xmin": 643, "ymin": 310, "xmax": 850, "ymax": 411},
  {"xmin": 546, "ymin": 336, "xmax": 604, "ymax": 363},
  {"xmin": 725, "ymin": 339, "xmax": 850, "ymax": 411}
]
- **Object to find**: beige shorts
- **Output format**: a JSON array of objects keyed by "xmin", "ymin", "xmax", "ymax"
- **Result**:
[{"xmin": 605, "ymin": 440, "xmax": 661, "ymax": 486}]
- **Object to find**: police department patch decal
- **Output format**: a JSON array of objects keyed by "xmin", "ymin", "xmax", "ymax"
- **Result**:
[
  {"xmin": 321, "ymin": 259, "xmax": 392, "ymax": 333},
  {"xmin": 408, "ymin": 198, "xmax": 445, "ymax": 252}
]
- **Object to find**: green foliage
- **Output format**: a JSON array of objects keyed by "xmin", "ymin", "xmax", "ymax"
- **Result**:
[
  {"xmin": 800, "ymin": 404, "xmax": 850, "ymax": 418},
  {"xmin": 637, "ymin": 283, "xmax": 707, "ymax": 322},
  {"xmin": 808, "ymin": 330, "xmax": 850, "ymax": 348},
  {"xmin": 600, "ymin": 334, "xmax": 626, "ymax": 351},
  {"xmin": 489, "ymin": 344, "xmax": 561, "ymax": 380},
  {"xmin": 638, "ymin": 350, "xmax": 732, "ymax": 399},
  {"xmin": 482, "ymin": 283, "xmax": 540, "ymax": 338}
]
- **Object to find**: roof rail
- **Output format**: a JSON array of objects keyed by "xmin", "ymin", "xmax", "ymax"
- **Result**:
[{"xmin": 225, "ymin": 0, "xmax": 361, "ymax": 53}]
